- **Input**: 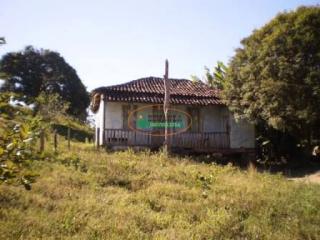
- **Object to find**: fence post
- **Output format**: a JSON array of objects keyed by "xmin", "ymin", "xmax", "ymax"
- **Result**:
[
  {"xmin": 39, "ymin": 129, "xmax": 45, "ymax": 153},
  {"xmin": 67, "ymin": 127, "xmax": 71, "ymax": 150},
  {"xmin": 97, "ymin": 128, "xmax": 100, "ymax": 149},
  {"xmin": 53, "ymin": 130, "xmax": 58, "ymax": 152}
]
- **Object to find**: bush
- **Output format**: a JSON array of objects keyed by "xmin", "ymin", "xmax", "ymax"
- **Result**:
[{"xmin": 0, "ymin": 121, "xmax": 41, "ymax": 190}]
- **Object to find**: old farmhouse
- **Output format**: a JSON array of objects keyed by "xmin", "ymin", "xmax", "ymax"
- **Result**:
[{"xmin": 91, "ymin": 77, "xmax": 255, "ymax": 153}]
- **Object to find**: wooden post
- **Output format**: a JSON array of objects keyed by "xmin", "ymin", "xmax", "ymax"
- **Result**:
[
  {"xmin": 97, "ymin": 128, "xmax": 100, "ymax": 149},
  {"xmin": 163, "ymin": 59, "xmax": 171, "ymax": 155},
  {"xmin": 53, "ymin": 130, "xmax": 58, "ymax": 152},
  {"xmin": 67, "ymin": 127, "xmax": 71, "ymax": 150},
  {"xmin": 39, "ymin": 129, "xmax": 45, "ymax": 153}
]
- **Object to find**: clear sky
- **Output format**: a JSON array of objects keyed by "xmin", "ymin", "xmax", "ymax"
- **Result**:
[{"xmin": 0, "ymin": 0, "xmax": 319, "ymax": 91}]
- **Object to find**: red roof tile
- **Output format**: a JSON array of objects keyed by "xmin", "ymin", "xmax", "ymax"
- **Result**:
[{"xmin": 91, "ymin": 77, "xmax": 223, "ymax": 112}]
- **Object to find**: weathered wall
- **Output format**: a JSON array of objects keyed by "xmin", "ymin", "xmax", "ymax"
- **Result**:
[
  {"xmin": 229, "ymin": 115, "xmax": 255, "ymax": 149},
  {"xmin": 104, "ymin": 101, "xmax": 123, "ymax": 129},
  {"xmin": 201, "ymin": 106, "xmax": 228, "ymax": 132},
  {"xmin": 104, "ymin": 102, "xmax": 190, "ymax": 130}
]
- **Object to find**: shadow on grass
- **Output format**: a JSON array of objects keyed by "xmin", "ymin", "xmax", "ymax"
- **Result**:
[{"xmin": 179, "ymin": 151, "xmax": 320, "ymax": 179}]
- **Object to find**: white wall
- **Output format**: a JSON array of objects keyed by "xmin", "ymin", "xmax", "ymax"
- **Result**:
[
  {"xmin": 104, "ymin": 102, "xmax": 123, "ymax": 129},
  {"xmin": 94, "ymin": 96, "xmax": 105, "ymax": 145},
  {"xmin": 94, "ymin": 105, "xmax": 100, "ymax": 144}
]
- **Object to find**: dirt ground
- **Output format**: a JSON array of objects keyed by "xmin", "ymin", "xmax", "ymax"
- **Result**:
[{"xmin": 289, "ymin": 170, "xmax": 320, "ymax": 184}]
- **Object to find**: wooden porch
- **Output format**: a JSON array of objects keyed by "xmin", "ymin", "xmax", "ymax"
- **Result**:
[{"xmin": 102, "ymin": 129, "xmax": 230, "ymax": 151}]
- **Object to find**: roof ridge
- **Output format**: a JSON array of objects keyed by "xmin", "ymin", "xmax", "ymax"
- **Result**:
[{"xmin": 93, "ymin": 76, "xmax": 209, "ymax": 91}]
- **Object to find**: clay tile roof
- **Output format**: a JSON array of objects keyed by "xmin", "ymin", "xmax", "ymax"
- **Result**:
[{"xmin": 90, "ymin": 76, "xmax": 223, "ymax": 112}]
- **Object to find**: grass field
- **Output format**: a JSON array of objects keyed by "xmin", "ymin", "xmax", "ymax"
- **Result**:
[{"xmin": 1, "ymin": 143, "xmax": 320, "ymax": 240}]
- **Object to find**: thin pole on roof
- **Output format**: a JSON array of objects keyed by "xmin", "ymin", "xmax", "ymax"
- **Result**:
[{"xmin": 163, "ymin": 59, "xmax": 170, "ymax": 155}]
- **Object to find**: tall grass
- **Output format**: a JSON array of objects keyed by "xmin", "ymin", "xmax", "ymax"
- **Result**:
[{"xmin": 0, "ymin": 143, "xmax": 320, "ymax": 239}]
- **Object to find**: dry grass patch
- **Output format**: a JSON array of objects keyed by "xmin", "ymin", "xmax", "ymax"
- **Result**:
[{"xmin": 1, "ymin": 145, "xmax": 320, "ymax": 239}]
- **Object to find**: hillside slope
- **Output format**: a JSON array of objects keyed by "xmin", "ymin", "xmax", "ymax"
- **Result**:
[{"xmin": 1, "ymin": 144, "xmax": 320, "ymax": 239}]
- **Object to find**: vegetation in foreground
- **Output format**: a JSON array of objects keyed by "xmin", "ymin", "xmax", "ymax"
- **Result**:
[{"xmin": 0, "ymin": 143, "xmax": 319, "ymax": 240}]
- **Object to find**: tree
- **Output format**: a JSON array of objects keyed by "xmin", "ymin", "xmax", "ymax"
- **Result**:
[
  {"xmin": 35, "ymin": 92, "xmax": 69, "ymax": 123},
  {"xmin": 191, "ymin": 61, "xmax": 227, "ymax": 90},
  {"xmin": 0, "ymin": 46, "xmax": 90, "ymax": 120},
  {"xmin": 224, "ymin": 6, "xmax": 320, "ymax": 148},
  {"xmin": 205, "ymin": 61, "xmax": 227, "ymax": 89},
  {"xmin": 0, "ymin": 92, "xmax": 40, "ymax": 190}
]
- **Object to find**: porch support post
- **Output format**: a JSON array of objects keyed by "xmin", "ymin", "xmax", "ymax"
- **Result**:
[{"xmin": 100, "ymin": 94, "xmax": 106, "ymax": 146}]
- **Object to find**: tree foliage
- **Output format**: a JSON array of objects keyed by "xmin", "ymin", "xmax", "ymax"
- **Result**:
[
  {"xmin": 191, "ymin": 61, "xmax": 227, "ymax": 90},
  {"xmin": 0, "ymin": 92, "xmax": 89, "ymax": 190},
  {"xmin": 35, "ymin": 92, "xmax": 69, "ymax": 123},
  {"xmin": 205, "ymin": 61, "xmax": 227, "ymax": 89},
  {"xmin": 0, "ymin": 93, "xmax": 40, "ymax": 190},
  {"xmin": 224, "ymin": 6, "xmax": 320, "ymax": 144},
  {"xmin": 0, "ymin": 121, "xmax": 40, "ymax": 190},
  {"xmin": 0, "ymin": 46, "xmax": 90, "ymax": 120}
]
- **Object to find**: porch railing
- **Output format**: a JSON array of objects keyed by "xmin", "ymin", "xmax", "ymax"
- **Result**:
[
  {"xmin": 104, "ymin": 128, "xmax": 152, "ymax": 146},
  {"xmin": 171, "ymin": 132, "xmax": 229, "ymax": 149},
  {"xmin": 103, "ymin": 129, "xmax": 230, "ymax": 149}
]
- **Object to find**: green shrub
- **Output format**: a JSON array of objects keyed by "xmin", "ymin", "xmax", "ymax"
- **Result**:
[{"xmin": 0, "ymin": 121, "xmax": 40, "ymax": 190}]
